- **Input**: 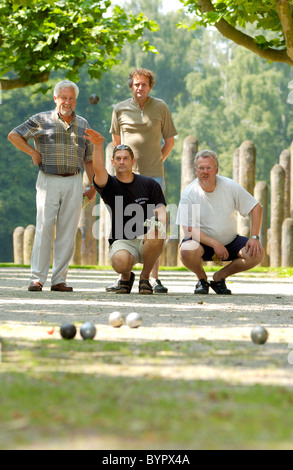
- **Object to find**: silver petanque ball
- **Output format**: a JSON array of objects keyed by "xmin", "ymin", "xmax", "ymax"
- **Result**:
[
  {"xmin": 251, "ymin": 326, "xmax": 269, "ymax": 345},
  {"xmin": 109, "ymin": 311, "xmax": 125, "ymax": 328},
  {"xmin": 80, "ymin": 322, "xmax": 97, "ymax": 340},
  {"xmin": 126, "ymin": 312, "xmax": 143, "ymax": 329}
]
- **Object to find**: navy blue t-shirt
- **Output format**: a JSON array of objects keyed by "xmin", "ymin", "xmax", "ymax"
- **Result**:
[{"xmin": 94, "ymin": 173, "xmax": 166, "ymax": 245}]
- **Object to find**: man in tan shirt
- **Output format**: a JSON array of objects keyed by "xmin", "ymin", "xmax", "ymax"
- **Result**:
[{"xmin": 109, "ymin": 68, "xmax": 177, "ymax": 293}]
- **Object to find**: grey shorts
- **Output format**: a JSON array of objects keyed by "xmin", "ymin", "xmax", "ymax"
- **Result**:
[{"xmin": 110, "ymin": 239, "xmax": 145, "ymax": 265}]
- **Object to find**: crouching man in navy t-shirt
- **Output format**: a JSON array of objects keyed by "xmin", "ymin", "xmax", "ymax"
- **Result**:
[{"xmin": 85, "ymin": 129, "xmax": 167, "ymax": 295}]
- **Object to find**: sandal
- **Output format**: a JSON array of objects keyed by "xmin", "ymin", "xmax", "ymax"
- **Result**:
[
  {"xmin": 210, "ymin": 279, "xmax": 232, "ymax": 295},
  {"xmin": 115, "ymin": 272, "xmax": 135, "ymax": 295},
  {"xmin": 139, "ymin": 280, "xmax": 153, "ymax": 295}
]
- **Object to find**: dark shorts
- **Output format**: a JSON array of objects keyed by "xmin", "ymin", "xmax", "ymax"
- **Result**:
[{"xmin": 181, "ymin": 235, "xmax": 249, "ymax": 262}]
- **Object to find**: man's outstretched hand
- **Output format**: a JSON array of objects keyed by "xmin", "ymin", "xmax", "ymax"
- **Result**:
[{"xmin": 85, "ymin": 129, "xmax": 105, "ymax": 146}]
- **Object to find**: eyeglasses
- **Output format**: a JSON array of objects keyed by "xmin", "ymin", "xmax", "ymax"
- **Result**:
[{"xmin": 113, "ymin": 144, "xmax": 135, "ymax": 159}]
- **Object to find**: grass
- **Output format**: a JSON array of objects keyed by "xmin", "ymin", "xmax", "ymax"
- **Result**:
[
  {"xmin": 0, "ymin": 263, "xmax": 292, "ymax": 278},
  {"xmin": 1, "ymin": 337, "xmax": 293, "ymax": 450}
]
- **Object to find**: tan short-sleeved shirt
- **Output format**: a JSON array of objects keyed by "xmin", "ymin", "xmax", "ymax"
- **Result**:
[{"xmin": 110, "ymin": 97, "xmax": 177, "ymax": 178}]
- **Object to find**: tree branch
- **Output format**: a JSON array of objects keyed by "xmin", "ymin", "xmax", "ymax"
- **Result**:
[
  {"xmin": 276, "ymin": 0, "xmax": 293, "ymax": 61},
  {"xmin": 197, "ymin": 0, "xmax": 293, "ymax": 65},
  {"xmin": 0, "ymin": 73, "xmax": 50, "ymax": 91}
]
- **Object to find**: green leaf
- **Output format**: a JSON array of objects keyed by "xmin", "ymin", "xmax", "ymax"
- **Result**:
[{"xmin": 0, "ymin": 0, "xmax": 159, "ymax": 90}]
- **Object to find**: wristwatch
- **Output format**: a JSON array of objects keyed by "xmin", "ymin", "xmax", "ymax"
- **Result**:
[{"xmin": 251, "ymin": 235, "xmax": 260, "ymax": 240}]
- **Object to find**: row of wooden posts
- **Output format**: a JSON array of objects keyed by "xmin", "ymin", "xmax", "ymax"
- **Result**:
[
  {"xmin": 233, "ymin": 140, "xmax": 293, "ymax": 268},
  {"xmin": 13, "ymin": 136, "xmax": 293, "ymax": 268}
]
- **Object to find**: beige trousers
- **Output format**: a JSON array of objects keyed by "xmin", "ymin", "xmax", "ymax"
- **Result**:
[{"xmin": 30, "ymin": 171, "xmax": 83, "ymax": 286}]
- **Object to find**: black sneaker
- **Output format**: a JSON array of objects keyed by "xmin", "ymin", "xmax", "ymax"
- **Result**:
[
  {"xmin": 194, "ymin": 279, "xmax": 210, "ymax": 295},
  {"xmin": 153, "ymin": 279, "xmax": 168, "ymax": 294}
]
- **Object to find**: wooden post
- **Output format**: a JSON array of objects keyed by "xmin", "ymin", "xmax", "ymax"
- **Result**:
[
  {"xmin": 254, "ymin": 181, "xmax": 269, "ymax": 266},
  {"xmin": 270, "ymin": 164, "xmax": 285, "ymax": 267},
  {"xmin": 13, "ymin": 227, "xmax": 24, "ymax": 265},
  {"xmin": 70, "ymin": 228, "xmax": 82, "ymax": 266},
  {"xmin": 238, "ymin": 141, "xmax": 256, "ymax": 237},
  {"xmin": 279, "ymin": 149, "xmax": 291, "ymax": 220},
  {"xmin": 181, "ymin": 136, "xmax": 198, "ymax": 191},
  {"xmin": 267, "ymin": 228, "xmax": 272, "ymax": 266},
  {"xmin": 233, "ymin": 148, "xmax": 240, "ymax": 183},
  {"xmin": 178, "ymin": 136, "xmax": 198, "ymax": 266},
  {"xmin": 282, "ymin": 218, "xmax": 293, "ymax": 267},
  {"xmin": 23, "ymin": 225, "xmax": 35, "ymax": 266},
  {"xmin": 79, "ymin": 172, "xmax": 97, "ymax": 266},
  {"xmin": 239, "ymin": 140, "xmax": 256, "ymax": 196},
  {"xmin": 165, "ymin": 239, "xmax": 179, "ymax": 267}
]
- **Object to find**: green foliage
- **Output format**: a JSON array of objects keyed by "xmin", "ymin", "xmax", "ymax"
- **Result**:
[
  {"xmin": 174, "ymin": 28, "xmax": 293, "ymax": 179},
  {"xmin": 0, "ymin": 0, "xmax": 158, "ymax": 87},
  {"xmin": 179, "ymin": 0, "xmax": 287, "ymax": 50}
]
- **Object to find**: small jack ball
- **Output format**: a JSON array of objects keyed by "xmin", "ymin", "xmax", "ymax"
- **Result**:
[
  {"xmin": 80, "ymin": 322, "xmax": 97, "ymax": 340},
  {"xmin": 251, "ymin": 326, "xmax": 269, "ymax": 345},
  {"xmin": 60, "ymin": 323, "xmax": 77, "ymax": 340},
  {"xmin": 89, "ymin": 94, "xmax": 100, "ymax": 105}
]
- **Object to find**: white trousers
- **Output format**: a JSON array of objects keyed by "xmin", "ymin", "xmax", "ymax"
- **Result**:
[{"xmin": 30, "ymin": 171, "xmax": 83, "ymax": 286}]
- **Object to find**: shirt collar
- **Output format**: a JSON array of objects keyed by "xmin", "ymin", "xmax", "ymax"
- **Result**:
[
  {"xmin": 132, "ymin": 96, "xmax": 151, "ymax": 108},
  {"xmin": 54, "ymin": 108, "xmax": 76, "ymax": 126}
]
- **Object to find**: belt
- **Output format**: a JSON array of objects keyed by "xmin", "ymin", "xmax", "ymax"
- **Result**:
[
  {"xmin": 59, "ymin": 171, "xmax": 80, "ymax": 177},
  {"xmin": 41, "ymin": 170, "xmax": 81, "ymax": 177}
]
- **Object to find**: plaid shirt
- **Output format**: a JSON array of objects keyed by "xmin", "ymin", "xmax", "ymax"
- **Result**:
[{"xmin": 13, "ymin": 109, "xmax": 93, "ymax": 175}]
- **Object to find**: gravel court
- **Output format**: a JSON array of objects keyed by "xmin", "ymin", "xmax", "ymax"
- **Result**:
[{"xmin": 0, "ymin": 267, "xmax": 293, "ymax": 387}]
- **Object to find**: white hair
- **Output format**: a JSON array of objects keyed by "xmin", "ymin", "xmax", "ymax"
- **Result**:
[
  {"xmin": 54, "ymin": 80, "xmax": 80, "ymax": 99},
  {"xmin": 194, "ymin": 149, "xmax": 219, "ymax": 169}
]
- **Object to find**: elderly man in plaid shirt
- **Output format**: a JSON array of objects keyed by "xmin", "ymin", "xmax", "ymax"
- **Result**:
[{"xmin": 8, "ymin": 80, "xmax": 95, "ymax": 292}]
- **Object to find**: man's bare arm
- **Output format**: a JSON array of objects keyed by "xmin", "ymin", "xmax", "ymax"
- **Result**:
[
  {"xmin": 245, "ymin": 203, "xmax": 264, "ymax": 257},
  {"xmin": 83, "ymin": 160, "xmax": 97, "ymax": 201},
  {"xmin": 112, "ymin": 134, "xmax": 121, "ymax": 148},
  {"xmin": 7, "ymin": 131, "xmax": 42, "ymax": 166},
  {"xmin": 183, "ymin": 226, "xmax": 229, "ymax": 260},
  {"xmin": 250, "ymin": 203, "xmax": 263, "ymax": 238},
  {"xmin": 155, "ymin": 204, "xmax": 168, "ymax": 228},
  {"xmin": 162, "ymin": 137, "xmax": 175, "ymax": 162},
  {"xmin": 84, "ymin": 129, "xmax": 108, "ymax": 189}
]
